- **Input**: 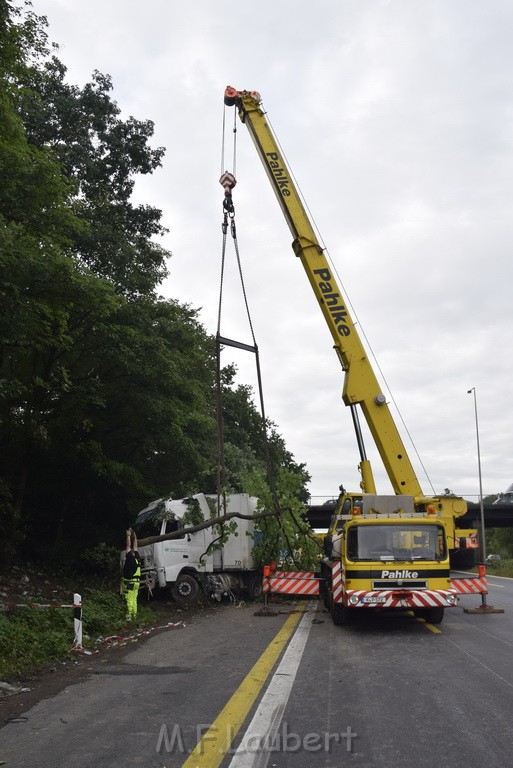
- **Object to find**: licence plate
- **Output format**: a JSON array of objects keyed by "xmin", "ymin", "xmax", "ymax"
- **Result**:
[{"xmin": 362, "ymin": 596, "xmax": 387, "ymax": 604}]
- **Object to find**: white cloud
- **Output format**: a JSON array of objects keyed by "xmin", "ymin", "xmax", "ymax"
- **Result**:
[{"xmin": 31, "ymin": 0, "xmax": 513, "ymax": 500}]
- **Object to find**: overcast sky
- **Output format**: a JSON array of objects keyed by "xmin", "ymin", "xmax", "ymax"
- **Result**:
[{"xmin": 31, "ymin": 0, "xmax": 513, "ymax": 501}]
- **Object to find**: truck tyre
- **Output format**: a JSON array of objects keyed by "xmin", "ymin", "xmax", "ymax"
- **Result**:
[
  {"xmin": 424, "ymin": 606, "xmax": 444, "ymax": 624},
  {"xmin": 246, "ymin": 574, "xmax": 263, "ymax": 601},
  {"xmin": 170, "ymin": 574, "xmax": 199, "ymax": 604},
  {"xmin": 332, "ymin": 602, "xmax": 350, "ymax": 626}
]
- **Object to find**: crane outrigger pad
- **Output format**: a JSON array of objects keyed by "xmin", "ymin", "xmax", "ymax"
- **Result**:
[{"xmin": 463, "ymin": 604, "xmax": 504, "ymax": 614}]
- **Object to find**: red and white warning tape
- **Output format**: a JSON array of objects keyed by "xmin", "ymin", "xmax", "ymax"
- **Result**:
[
  {"xmin": 1, "ymin": 593, "xmax": 84, "ymax": 652},
  {"xmin": 97, "ymin": 621, "xmax": 185, "ymax": 648},
  {"xmin": 72, "ymin": 620, "xmax": 186, "ymax": 655},
  {"xmin": 0, "ymin": 601, "xmax": 74, "ymax": 609},
  {"xmin": 1, "ymin": 593, "xmax": 185, "ymax": 655}
]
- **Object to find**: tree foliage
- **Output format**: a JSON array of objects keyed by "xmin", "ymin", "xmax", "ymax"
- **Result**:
[
  {"xmin": 18, "ymin": 58, "xmax": 168, "ymax": 296},
  {"xmin": 0, "ymin": 2, "xmax": 311, "ymax": 567}
]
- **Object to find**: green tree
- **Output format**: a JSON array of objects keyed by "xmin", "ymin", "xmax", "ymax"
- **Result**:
[
  {"xmin": 0, "ymin": 1, "xmax": 312, "ymax": 568},
  {"xmin": 17, "ymin": 56, "xmax": 168, "ymax": 296},
  {"xmin": 2, "ymin": 288, "xmax": 218, "ymax": 557},
  {"xmin": 217, "ymin": 366, "xmax": 309, "ymax": 499},
  {"xmin": 0, "ymin": 3, "xmax": 175, "ymax": 557},
  {"xmin": 243, "ymin": 466, "xmax": 318, "ymax": 570},
  {"xmin": 0, "ymin": 8, "xmax": 88, "ymax": 548},
  {"xmin": 207, "ymin": 365, "xmax": 314, "ymax": 567},
  {"xmin": 490, "ymin": 529, "xmax": 513, "ymax": 559}
]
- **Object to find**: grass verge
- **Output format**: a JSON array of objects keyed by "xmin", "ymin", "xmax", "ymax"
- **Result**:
[
  {"xmin": 0, "ymin": 588, "xmax": 155, "ymax": 680},
  {"xmin": 487, "ymin": 558, "xmax": 513, "ymax": 578}
]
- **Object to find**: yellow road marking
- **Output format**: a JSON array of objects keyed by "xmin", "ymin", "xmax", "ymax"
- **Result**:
[
  {"xmin": 421, "ymin": 620, "xmax": 443, "ymax": 634},
  {"xmin": 181, "ymin": 608, "xmax": 305, "ymax": 768},
  {"xmin": 409, "ymin": 612, "xmax": 443, "ymax": 634}
]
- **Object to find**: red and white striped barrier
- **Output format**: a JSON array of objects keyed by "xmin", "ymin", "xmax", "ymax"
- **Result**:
[
  {"xmin": 258, "ymin": 564, "xmax": 490, "ymax": 609},
  {"xmin": 451, "ymin": 564, "xmax": 488, "ymax": 596},
  {"xmin": 451, "ymin": 576, "xmax": 488, "ymax": 595},
  {"xmin": 262, "ymin": 569, "xmax": 321, "ymax": 596},
  {"xmin": 332, "ymin": 561, "xmax": 344, "ymax": 604}
]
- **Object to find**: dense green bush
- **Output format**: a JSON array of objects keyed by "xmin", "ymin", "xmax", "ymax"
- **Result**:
[
  {"xmin": 0, "ymin": 604, "xmax": 71, "ymax": 677},
  {"xmin": 0, "ymin": 588, "xmax": 154, "ymax": 679}
]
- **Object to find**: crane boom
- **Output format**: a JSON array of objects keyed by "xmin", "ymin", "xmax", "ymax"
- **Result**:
[{"xmin": 224, "ymin": 86, "xmax": 422, "ymax": 497}]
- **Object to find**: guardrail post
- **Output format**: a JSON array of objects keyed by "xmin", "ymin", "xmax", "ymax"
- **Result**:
[
  {"xmin": 262, "ymin": 566, "xmax": 270, "ymax": 610},
  {"xmin": 73, "ymin": 593, "xmax": 83, "ymax": 650},
  {"xmin": 477, "ymin": 564, "xmax": 488, "ymax": 607},
  {"xmin": 463, "ymin": 564, "xmax": 504, "ymax": 614}
]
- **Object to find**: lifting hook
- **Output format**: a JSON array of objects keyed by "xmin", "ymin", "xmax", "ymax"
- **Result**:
[{"xmin": 220, "ymin": 171, "xmax": 236, "ymax": 215}]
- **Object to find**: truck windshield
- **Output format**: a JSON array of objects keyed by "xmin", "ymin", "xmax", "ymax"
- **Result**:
[
  {"xmin": 346, "ymin": 524, "xmax": 446, "ymax": 562},
  {"xmin": 134, "ymin": 510, "xmax": 184, "ymax": 540}
]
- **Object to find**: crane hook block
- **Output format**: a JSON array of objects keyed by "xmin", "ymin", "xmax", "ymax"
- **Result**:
[{"xmin": 220, "ymin": 171, "xmax": 237, "ymax": 196}]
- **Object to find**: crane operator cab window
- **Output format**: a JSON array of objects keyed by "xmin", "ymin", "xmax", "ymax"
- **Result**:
[
  {"xmin": 346, "ymin": 524, "xmax": 447, "ymax": 562},
  {"xmin": 335, "ymin": 497, "xmax": 363, "ymax": 532}
]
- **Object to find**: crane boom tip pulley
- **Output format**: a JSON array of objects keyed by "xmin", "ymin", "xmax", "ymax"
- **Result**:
[{"xmin": 224, "ymin": 86, "xmax": 261, "ymax": 107}]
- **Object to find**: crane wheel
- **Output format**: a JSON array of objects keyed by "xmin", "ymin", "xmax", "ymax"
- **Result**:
[
  {"xmin": 424, "ymin": 607, "xmax": 444, "ymax": 624},
  {"xmin": 332, "ymin": 603, "xmax": 351, "ymax": 626}
]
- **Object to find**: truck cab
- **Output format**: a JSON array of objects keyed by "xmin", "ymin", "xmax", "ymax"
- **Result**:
[{"xmin": 321, "ymin": 494, "xmax": 456, "ymax": 624}]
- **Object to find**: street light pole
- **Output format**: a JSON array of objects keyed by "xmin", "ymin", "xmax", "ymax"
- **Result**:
[{"xmin": 467, "ymin": 387, "xmax": 487, "ymax": 563}]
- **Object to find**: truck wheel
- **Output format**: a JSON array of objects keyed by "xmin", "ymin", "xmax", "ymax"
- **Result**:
[
  {"xmin": 424, "ymin": 607, "xmax": 444, "ymax": 624},
  {"xmin": 170, "ymin": 574, "xmax": 199, "ymax": 604},
  {"xmin": 332, "ymin": 603, "xmax": 350, "ymax": 626},
  {"xmin": 246, "ymin": 575, "xmax": 263, "ymax": 601}
]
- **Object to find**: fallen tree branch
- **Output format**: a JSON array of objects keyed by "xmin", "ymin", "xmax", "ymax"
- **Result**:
[{"xmin": 137, "ymin": 507, "xmax": 284, "ymax": 547}]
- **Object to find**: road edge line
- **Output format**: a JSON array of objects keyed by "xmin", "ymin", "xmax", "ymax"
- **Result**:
[{"xmin": 180, "ymin": 607, "xmax": 305, "ymax": 768}]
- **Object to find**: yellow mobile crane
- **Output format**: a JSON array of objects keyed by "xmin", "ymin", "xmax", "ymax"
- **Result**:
[{"xmin": 224, "ymin": 87, "xmax": 470, "ymax": 624}]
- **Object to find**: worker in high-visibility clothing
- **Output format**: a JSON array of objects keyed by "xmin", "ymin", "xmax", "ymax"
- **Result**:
[{"xmin": 122, "ymin": 528, "xmax": 141, "ymax": 621}]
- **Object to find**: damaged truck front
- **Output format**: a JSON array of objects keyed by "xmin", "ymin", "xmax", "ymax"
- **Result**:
[{"xmin": 126, "ymin": 493, "xmax": 263, "ymax": 604}]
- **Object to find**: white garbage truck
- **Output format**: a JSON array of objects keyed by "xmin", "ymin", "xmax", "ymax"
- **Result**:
[{"xmin": 129, "ymin": 492, "xmax": 263, "ymax": 603}]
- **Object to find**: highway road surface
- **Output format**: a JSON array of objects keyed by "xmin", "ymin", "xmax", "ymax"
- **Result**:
[{"xmin": 1, "ymin": 577, "xmax": 512, "ymax": 768}]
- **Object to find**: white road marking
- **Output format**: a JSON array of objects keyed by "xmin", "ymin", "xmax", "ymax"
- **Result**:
[
  {"xmin": 442, "ymin": 635, "xmax": 513, "ymax": 688},
  {"xmin": 227, "ymin": 605, "xmax": 315, "ymax": 768}
]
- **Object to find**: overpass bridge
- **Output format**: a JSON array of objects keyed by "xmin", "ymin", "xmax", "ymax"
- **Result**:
[
  {"xmin": 306, "ymin": 503, "xmax": 513, "ymax": 530},
  {"xmin": 305, "ymin": 502, "xmax": 512, "ymax": 569}
]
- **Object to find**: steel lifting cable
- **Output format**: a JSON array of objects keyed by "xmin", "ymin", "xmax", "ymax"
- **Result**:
[
  {"xmin": 220, "ymin": 103, "xmax": 237, "ymax": 178},
  {"xmin": 216, "ymin": 101, "xmax": 234, "ymax": 514},
  {"xmin": 216, "ymin": 206, "xmax": 278, "ymax": 497},
  {"xmin": 215, "ymin": 205, "xmax": 229, "ymax": 497},
  {"xmin": 216, "ymin": 107, "xmax": 283, "ymax": 528},
  {"xmin": 217, "ymin": 204, "xmax": 303, "ymax": 567}
]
